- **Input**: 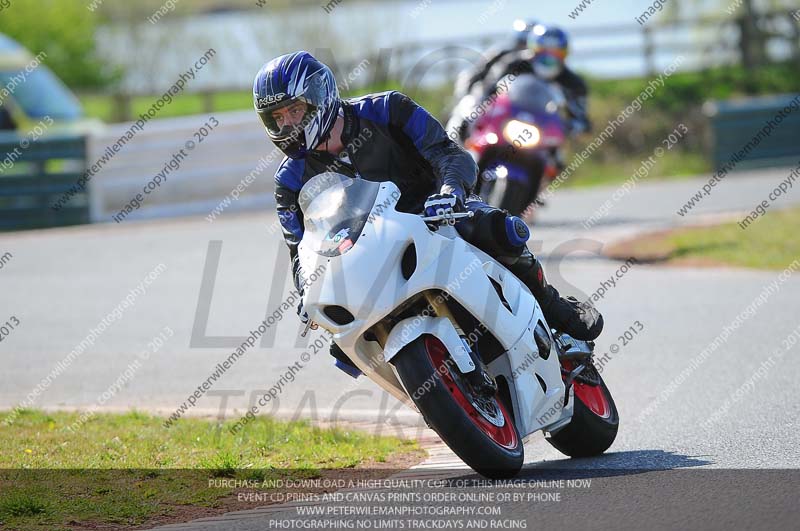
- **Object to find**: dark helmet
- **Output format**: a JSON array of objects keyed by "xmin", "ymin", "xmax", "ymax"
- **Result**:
[{"xmin": 253, "ymin": 51, "xmax": 340, "ymax": 159}]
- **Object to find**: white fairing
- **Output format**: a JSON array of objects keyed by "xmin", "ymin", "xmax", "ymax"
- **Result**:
[
  {"xmin": 384, "ymin": 316, "xmax": 475, "ymax": 373},
  {"xmin": 298, "ymin": 179, "xmax": 572, "ymax": 438}
]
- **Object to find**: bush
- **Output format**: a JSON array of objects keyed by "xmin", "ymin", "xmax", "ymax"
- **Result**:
[
  {"xmin": 584, "ymin": 61, "xmax": 800, "ymax": 161},
  {"xmin": 0, "ymin": 0, "xmax": 120, "ymax": 89}
]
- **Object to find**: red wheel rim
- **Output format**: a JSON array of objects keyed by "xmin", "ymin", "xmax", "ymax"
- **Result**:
[
  {"xmin": 424, "ymin": 336, "xmax": 519, "ymax": 450},
  {"xmin": 573, "ymin": 381, "xmax": 611, "ymax": 418},
  {"xmin": 562, "ymin": 361, "xmax": 611, "ymax": 419}
]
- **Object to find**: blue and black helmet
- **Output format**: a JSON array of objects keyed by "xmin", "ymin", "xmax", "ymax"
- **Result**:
[
  {"xmin": 528, "ymin": 25, "xmax": 569, "ymax": 80},
  {"xmin": 253, "ymin": 51, "xmax": 340, "ymax": 159}
]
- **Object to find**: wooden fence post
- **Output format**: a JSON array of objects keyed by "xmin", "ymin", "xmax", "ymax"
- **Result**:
[
  {"xmin": 113, "ymin": 93, "xmax": 132, "ymax": 123},
  {"xmin": 642, "ymin": 25, "xmax": 655, "ymax": 77}
]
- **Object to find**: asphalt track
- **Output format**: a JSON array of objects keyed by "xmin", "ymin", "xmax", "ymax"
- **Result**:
[{"xmin": 2, "ymin": 167, "xmax": 799, "ymax": 529}]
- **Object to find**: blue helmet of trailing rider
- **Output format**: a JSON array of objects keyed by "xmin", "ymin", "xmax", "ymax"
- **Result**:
[
  {"xmin": 528, "ymin": 25, "xmax": 569, "ymax": 81},
  {"xmin": 253, "ymin": 51, "xmax": 340, "ymax": 159}
]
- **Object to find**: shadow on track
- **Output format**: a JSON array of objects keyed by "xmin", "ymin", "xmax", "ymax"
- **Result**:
[
  {"xmin": 424, "ymin": 450, "xmax": 711, "ymax": 483},
  {"xmin": 517, "ymin": 449, "xmax": 712, "ymax": 479}
]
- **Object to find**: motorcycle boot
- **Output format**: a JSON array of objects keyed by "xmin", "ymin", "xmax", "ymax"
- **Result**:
[
  {"xmin": 458, "ymin": 202, "xmax": 603, "ymax": 341},
  {"xmin": 506, "ymin": 250, "xmax": 603, "ymax": 341}
]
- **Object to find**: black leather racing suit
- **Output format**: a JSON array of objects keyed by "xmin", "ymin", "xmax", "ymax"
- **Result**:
[{"xmin": 275, "ymin": 90, "xmax": 476, "ymax": 296}]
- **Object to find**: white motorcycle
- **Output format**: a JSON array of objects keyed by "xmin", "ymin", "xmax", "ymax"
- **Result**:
[{"xmin": 297, "ymin": 172, "xmax": 618, "ymax": 478}]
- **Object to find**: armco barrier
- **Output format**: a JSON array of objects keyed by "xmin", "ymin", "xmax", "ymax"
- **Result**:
[
  {"xmin": 705, "ymin": 93, "xmax": 800, "ymax": 172},
  {"xmin": 0, "ymin": 133, "xmax": 89, "ymax": 230}
]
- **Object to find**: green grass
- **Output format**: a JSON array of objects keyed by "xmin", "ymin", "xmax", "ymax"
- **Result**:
[
  {"xmin": 78, "ymin": 94, "xmax": 116, "ymax": 123},
  {"xmin": 590, "ymin": 61, "xmax": 800, "ymax": 113},
  {"xmin": 562, "ymin": 149, "xmax": 710, "ymax": 189},
  {"xmin": 79, "ymin": 92, "xmax": 228, "ymax": 123},
  {"xmin": 609, "ymin": 206, "xmax": 800, "ymax": 270},
  {"xmin": 78, "ymin": 90, "xmax": 256, "ymax": 123},
  {"xmin": 77, "ymin": 85, "xmax": 444, "ymax": 124},
  {"xmin": 78, "ymin": 61, "xmax": 800, "ymax": 124},
  {"xmin": 0, "ymin": 409, "xmax": 420, "ymax": 530}
]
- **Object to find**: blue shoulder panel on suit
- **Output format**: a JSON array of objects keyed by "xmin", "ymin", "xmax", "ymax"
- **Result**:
[
  {"xmin": 349, "ymin": 92, "xmax": 392, "ymax": 126},
  {"xmin": 275, "ymin": 157, "xmax": 305, "ymax": 191}
]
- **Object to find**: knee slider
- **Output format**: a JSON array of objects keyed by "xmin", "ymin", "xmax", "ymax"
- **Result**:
[
  {"xmin": 505, "ymin": 216, "xmax": 530, "ymax": 247},
  {"xmin": 489, "ymin": 212, "xmax": 528, "ymax": 255},
  {"xmin": 459, "ymin": 206, "xmax": 530, "ymax": 258}
]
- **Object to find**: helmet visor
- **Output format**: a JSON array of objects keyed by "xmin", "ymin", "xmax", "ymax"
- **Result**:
[
  {"xmin": 257, "ymin": 98, "xmax": 318, "ymax": 137},
  {"xmin": 532, "ymin": 53, "xmax": 563, "ymax": 80}
]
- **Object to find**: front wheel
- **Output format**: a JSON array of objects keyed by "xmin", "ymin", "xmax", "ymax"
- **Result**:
[
  {"xmin": 546, "ymin": 362, "xmax": 619, "ymax": 457},
  {"xmin": 392, "ymin": 335, "xmax": 524, "ymax": 478},
  {"xmin": 480, "ymin": 175, "xmax": 532, "ymax": 216},
  {"xmin": 477, "ymin": 157, "xmax": 545, "ymax": 216}
]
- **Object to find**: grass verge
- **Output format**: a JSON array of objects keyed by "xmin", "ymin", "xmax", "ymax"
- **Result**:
[
  {"xmin": 561, "ymin": 149, "xmax": 709, "ymax": 189},
  {"xmin": 606, "ymin": 206, "xmax": 800, "ymax": 270},
  {"xmin": 0, "ymin": 409, "xmax": 423, "ymax": 530},
  {"xmin": 79, "ymin": 91, "xmax": 254, "ymax": 122}
]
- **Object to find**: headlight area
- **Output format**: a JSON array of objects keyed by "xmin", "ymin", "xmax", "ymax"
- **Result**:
[{"xmin": 503, "ymin": 120, "xmax": 541, "ymax": 148}]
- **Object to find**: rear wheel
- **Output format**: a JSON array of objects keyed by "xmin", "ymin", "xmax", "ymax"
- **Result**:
[
  {"xmin": 392, "ymin": 335, "xmax": 524, "ymax": 478},
  {"xmin": 546, "ymin": 362, "xmax": 619, "ymax": 457}
]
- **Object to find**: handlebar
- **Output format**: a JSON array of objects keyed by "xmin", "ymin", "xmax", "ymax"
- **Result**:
[{"xmin": 420, "ymin": 210, "xmax": 474, "ymax": 226}]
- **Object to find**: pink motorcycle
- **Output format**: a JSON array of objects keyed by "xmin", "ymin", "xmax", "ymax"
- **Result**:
[{"xmin": 449, "ymin": 74, "xmax": 567, "ymax": 215}]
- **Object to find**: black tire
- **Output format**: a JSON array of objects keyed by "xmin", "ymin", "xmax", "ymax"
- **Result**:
[
  {"xmin": 546, "ymin": 368, "xmax": 619, "ymax": 457},
  {"xmin": 480, "ymin": 176, "xmax": 532, "ymax": 216},
  {"xmin": 477, "ymin": 156, "xmax": 544, "ymax": 216},
  {"xmin": 393, "ymin": 335, "xmax": 524, "ymax": 478}
]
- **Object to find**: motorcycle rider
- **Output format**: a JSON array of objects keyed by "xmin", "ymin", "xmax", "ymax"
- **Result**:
[
  {"xmin": 254, "ymin": 51, "xmax": 602, "ymax": 373},
  {"xmin": 453, "ymin": 18, "xmax": 538, "ymax": 100},
  {"xmin": 487, "ymin": 24, "xmax": 591, "ymax": 136}
]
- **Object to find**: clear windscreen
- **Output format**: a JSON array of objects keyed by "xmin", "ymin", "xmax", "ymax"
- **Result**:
[
  {"xmin": 506, "ymin": 74, "xmax": 562, "ymax": 114},
  {"xmin": 298, "ymin": 173, "xmax": 381, "ymax": 257}
]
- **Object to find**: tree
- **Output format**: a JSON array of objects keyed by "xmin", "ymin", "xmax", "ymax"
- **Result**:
[
  {"xmin": 664, "ymin": 0, "xmax": 796, "ymax": 73},
  {"xmin": 0, "ymin": 0, "xmax": 120, "ymax": 89}
]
